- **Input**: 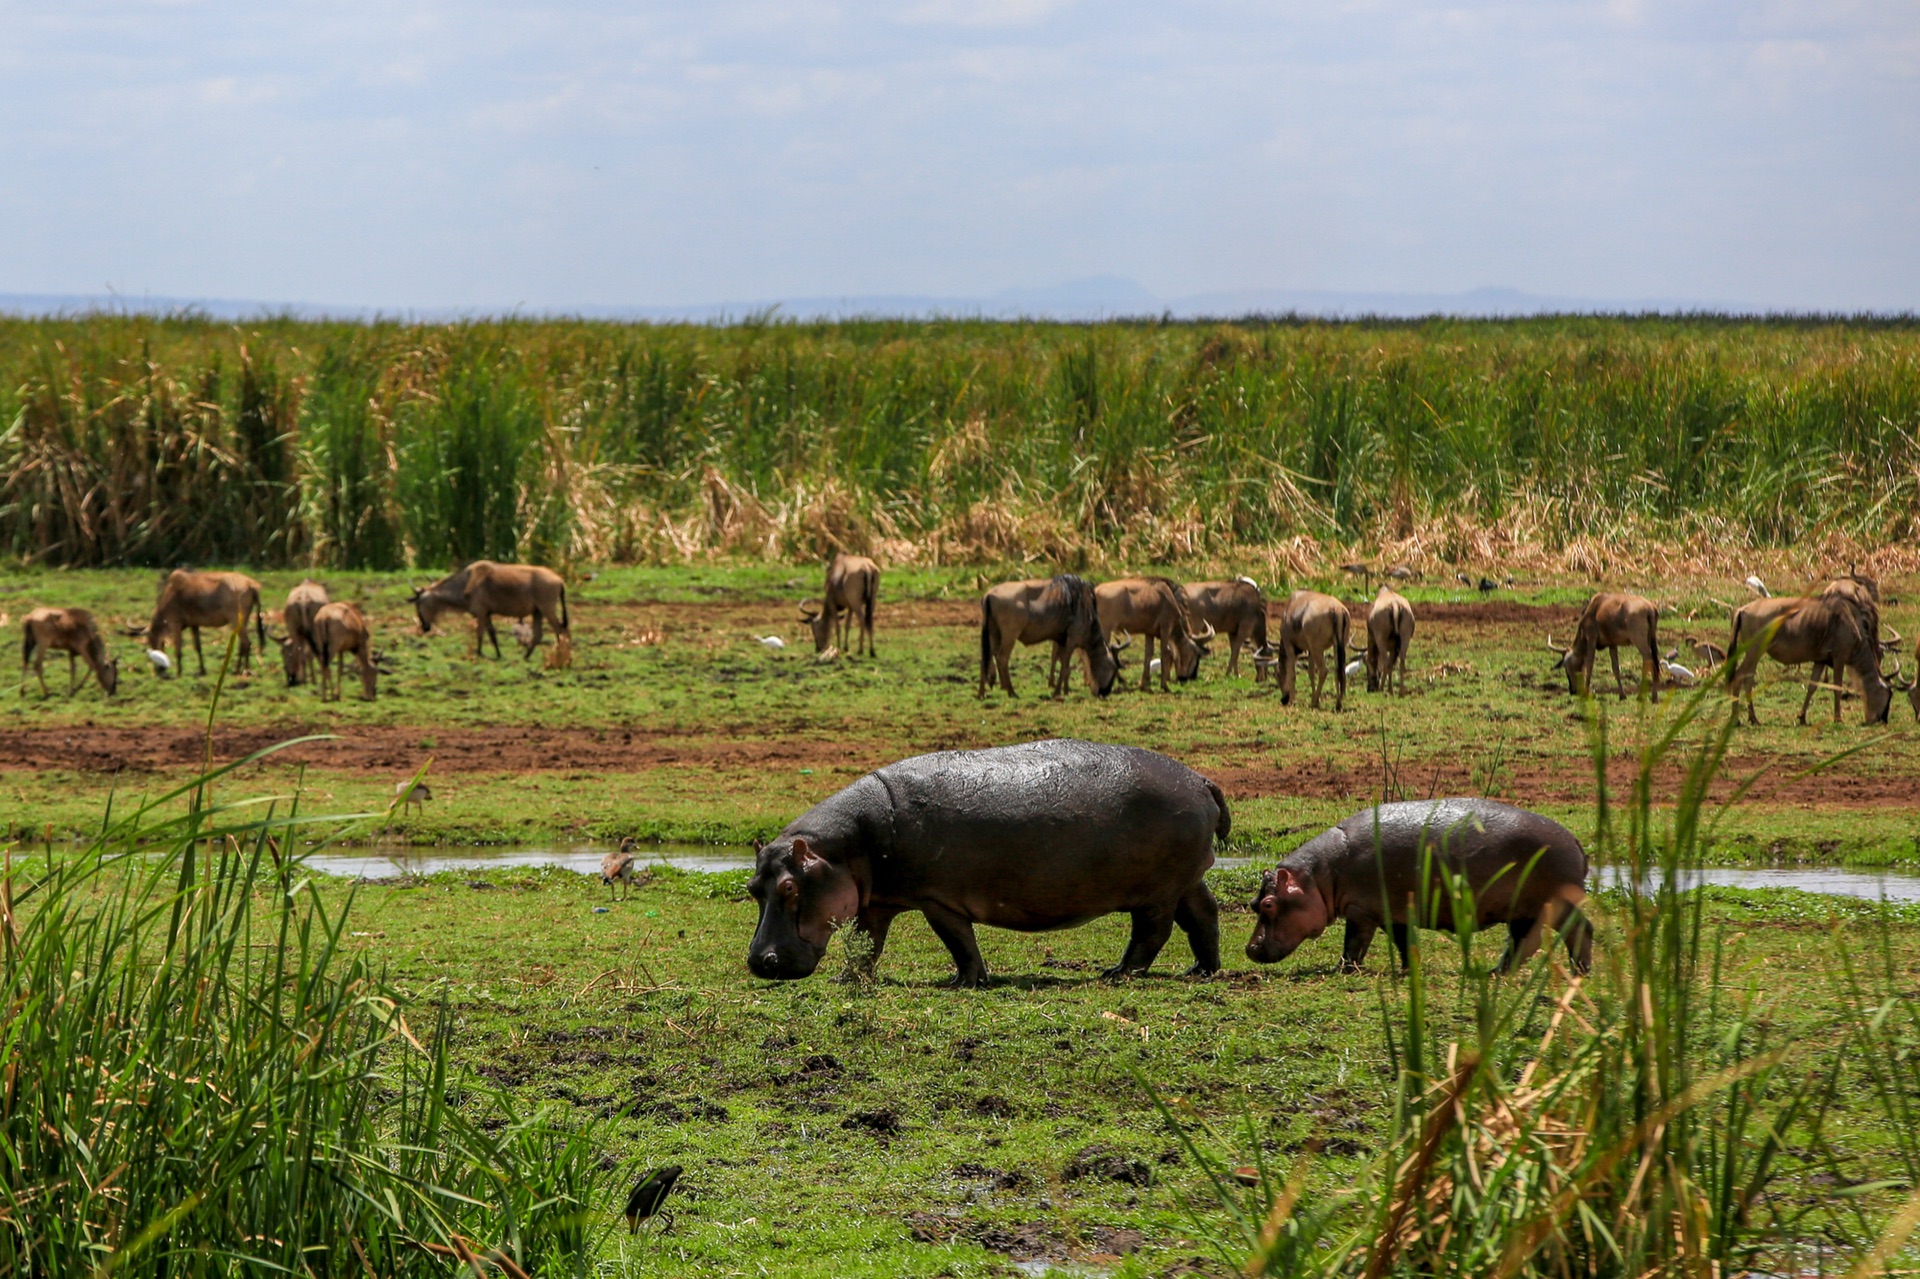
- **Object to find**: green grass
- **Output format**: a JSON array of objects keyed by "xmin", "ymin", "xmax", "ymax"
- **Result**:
[
  {"xmin": 4, "ymin": 565, "xmax": 1917, "ymax": 867},
  {"xmin": 3, "ymin": 314, "xmax": 1920, "ymax": 572}
]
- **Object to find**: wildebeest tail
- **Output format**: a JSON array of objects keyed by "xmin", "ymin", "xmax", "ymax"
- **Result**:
[
  {"xmin": 1204, "ymin": 778, "xmax": 1231, "ymax": 843},
  {"xmin": 559, "ymin": 585, "xmax": 571, "ymax": 635},
  {"xmin": 862, "ymin": 575, "xmax": 875, "ymax": 636},
  {"xmin": 21, "ymin": 627, "xmax": 34, "ymax": 667},
  {"xmin": 252, "ymin": 589, "xmax": 266, "ymax": 649},
  {"xmin": 978, "ymin": 601, "xmax": 994, "ymax": 682}
]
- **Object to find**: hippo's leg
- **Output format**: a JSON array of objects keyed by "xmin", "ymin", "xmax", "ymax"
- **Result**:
[
  {"xmin": 837, "ymin": 908, "xmax": 899, "ymax": 981},
  {"xmin": 1173, "ymin": 883, "xmax": 1221, "ymax": 976},
  {"xmin": 1337, "ymin": 919, "xmax": 1378, "ymax": 972},
  {"xmin": 1561, "ymin": 905, "xmax": 1594, "ymax": 975},
  {"xmin": 1108, "ymin": 906, "xmax": 1176, "ymax": 977},
  {"xmin": 921, "ymin": 904, "xmax": 990, "ymax": 988},
  {"xmin": 1497, "ymin": 918, "xmax": 1538, "ymax": 974},
  {"xmin": 1390, "ymin": 923, "xmax": 1414, "ymax": 971}
]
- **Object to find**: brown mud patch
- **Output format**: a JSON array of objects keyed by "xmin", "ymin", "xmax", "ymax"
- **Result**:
[{"xmin": 3, "ymin": 724, "xmax": 1910, "ymax": 809}]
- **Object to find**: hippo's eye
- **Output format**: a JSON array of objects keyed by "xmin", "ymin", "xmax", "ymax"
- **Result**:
[{"xmin": 778, "ymin": 877, "xmax": 800, "ymax": 903}]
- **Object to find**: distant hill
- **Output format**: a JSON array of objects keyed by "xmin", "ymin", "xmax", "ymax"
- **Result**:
[{"xmin": 0, "ymin": 279, "xmax": 1755, "ymax": 323}]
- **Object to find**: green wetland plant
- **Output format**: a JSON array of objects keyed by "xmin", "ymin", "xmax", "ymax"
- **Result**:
[
  {"xmin": 3, "ymin": 314, "xmax": 1920, "ymax": 571},
  {"xmin": 1166, "ymin": 685, "xmax": 1920, "ymax": 1278},
  {"xmin": 0, "ymin": 761, "xmax": 620, "ymax": 1277}
]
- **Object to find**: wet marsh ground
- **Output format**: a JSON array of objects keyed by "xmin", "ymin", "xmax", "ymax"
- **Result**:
[
  {"xmin": 299, "ymin": 863, "xmax": 1920, "ymax": 1277},
  {"xmin": 7, "ymin": 563, "xmax": 1920, "ymax": 1273}
]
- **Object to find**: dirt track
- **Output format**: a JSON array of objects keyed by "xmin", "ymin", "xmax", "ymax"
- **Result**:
[{"xmin": 2, "ymin": 722, "xmax": 1907, "ymax": 810}]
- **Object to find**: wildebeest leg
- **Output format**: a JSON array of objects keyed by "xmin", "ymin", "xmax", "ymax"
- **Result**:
[
  {"xmin": 1309, "ymin": 649, "xmax": 1326, "ymax": 709},
  {"xmin": 1334, "ymin": 635, "xmax": 1346, "ymax": 712},
  {"xmin": 1796, "ymin": 662, "xmax": 1826, "ymax": 725},
  {"xmin": 1610, "ymin": 646, "xmax": 1627, "ymax": 699},
  {"xmin": 997, "ymin": 636, "xmax": 1018, "ymax": 696},
  {"xmin": 1139, "ymin": 633, "xmax": 1154, "ymax": 692},
  {"xmin": 525, "ymin": 612, "xmax": 545, "ymax": 659},
  {"xmin": 921, "ymin": 904, "xmax": 989, "ymax": 987},
  {"xmin": 1337, "ymin": 918, "xmax": 1377, "ymax": 972},
  {"xmin": 838, "ymin": 908, "xmax": 898, "ymax": 982},
  {"xmin": 66, "ymin": 652, "xmax": 79, "ymax": 696},
  {"xmin": 1642, "ymin": 640, "xmax": 1659, "ymax": 704},
  {"xmin": 1108, "ymin": 905, "xmax": 1175, "ymax": 977},
  {"xmin": 191, "ymin": 626, "xmax": 205, "ymax": 676},
  {"xmin": 1173, "ymin": 883, "xmax": 1221, "ymax": 976}
]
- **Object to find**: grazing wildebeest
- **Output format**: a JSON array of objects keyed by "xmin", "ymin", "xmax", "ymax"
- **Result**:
[
  {"xmin": 977, "ymin": 575, "xmax": 1125, "ymax": 699},
  {"xmin": 1726, "ymin": 592, "xmax": 1891, "ymax": 725},
  {"xmin": 1095, "ymin": 577, "xmax": 1213, "ymax": 692},
  {"xmin": 1182, "ymin": 578, "xmax": 1268, "ymax": 679},
  {"xmin": 411, "ymin": 561, "xmax": 569, "ymax": 659},
  {"xmin": 1266, "ymin": 590, "xmax": 1351, "ymax": 711},
  {"xmin": 280, "ymin": 579, "xmax": 329, "ymax": 687},
  {"xmin": 1245, "ymin": 798, "xmax": 1591, "ymax": 975},
  {"xmin": 19, "ymin": 608, "xmax": 118, "ymax": 698},
  {"xmin": 1357, "ymin": 585, "xmax": 1416, "ymax": 695},
  {"xmin": 799, "ymin": 554, "xmax": 880, "ymax": 657},
  {"xmin": 147, "ymin": 570, "xmax": 266, "ymax": 676},
  {"xmin": 745, "ymin": 739, "xmax": 1230, "ymax": 987},
  {"xmin": 312, "ymin": 601, "xmax": 376, "ymax": 701},
  {"xmin": 1547, "ymin": 592, "xmax": 1661, "ymax": 702}
]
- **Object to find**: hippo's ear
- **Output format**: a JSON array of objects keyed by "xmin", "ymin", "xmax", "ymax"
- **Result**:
[
  {"xmin": 792, "ymin": 837, "xmax": 824, "ymax": 874},
  {"xmin": 1272, "ymin": 867, "xmax": 1308, "ymax": 899}
]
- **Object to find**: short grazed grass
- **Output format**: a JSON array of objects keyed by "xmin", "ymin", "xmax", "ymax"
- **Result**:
[
  {"xmin": 292, "ymin": 861, "xmax": 1920, "ymax": 1276},
  {"xmin": 2, "ymin": 564, "xmax": 1916, "ymax": 866}
]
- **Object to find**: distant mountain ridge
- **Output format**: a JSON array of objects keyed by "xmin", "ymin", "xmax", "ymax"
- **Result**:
[{"xmin": 0, "ymin": 278, "xmax": 1771, "ymax": 323}]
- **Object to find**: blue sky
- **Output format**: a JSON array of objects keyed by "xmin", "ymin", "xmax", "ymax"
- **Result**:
[{"xmin": 2, "ymin": 1, "xmax": 1915, "ymax": 311}]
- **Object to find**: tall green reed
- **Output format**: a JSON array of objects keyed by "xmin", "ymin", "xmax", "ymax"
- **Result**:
[
  {"xmin": 3, "ymin": 313, "xmax": 1918, "ymax": 570},
  {"xmin": 0, "ymin": 752, "xmax": 619, "ymax": 1276}
]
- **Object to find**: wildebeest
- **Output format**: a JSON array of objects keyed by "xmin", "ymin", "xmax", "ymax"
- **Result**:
[
  {"xmin": 1357, "ymin": 585, "xmax": 1416, "ymax": 695},
  {"xmin": 1181, "ymin": 577, "xmax": 1268, "ymax": 679},
  {"xmin": 20, "ymin": 608, "xmax": 118, "ymax": 698},
  {"xmin": 1265, "ymin": 590, "xmax": 1351, "ymax": 711},
  {"xmin": 312, "ymin": 601, "xmax": 376, "ymax": 701},
  {"xmin": 977, "ymin": 575, "xmax": 1125, "ymax": 699},
  {"xmin": 1245, "ymin": 798, "xmax": 1591, "ymax": 974},
  {"xmin": 146, "ymin": 570, "xmax": 266, "ymax": 676},
  {"xmin": 745, "ymin": 739, "xmax": 1229, "ymax": 986},
  {"xmin": 280, "ymin": 579, "xmax": 329, "ymax": 686},
  {"xmin": 1726, "ymin": 591, "xmax": 1891, "ymax": 725},
  {"xmin": 799, "ymin": 553, "xmax": 880, "ymax": 657},
  {"xmin": 1095, "ymin": 577, "xmax": 1213, "ymax": 691},
  {"xmin": 411, "ymin": 561, "xmax": 569, "ymax": 659},
  {"xmin": 1547, "ymin": 592, "xmax": 1661, "ymax": 702}
]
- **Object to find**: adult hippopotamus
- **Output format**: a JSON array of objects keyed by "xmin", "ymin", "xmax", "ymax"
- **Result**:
[
  {"xmin": 1244, "ymin": 798, "xmax": 1591, "ymax": 974},
  {"xmin": 746, "ymin": 739, "xmax": 1230, "ymax": 987}
]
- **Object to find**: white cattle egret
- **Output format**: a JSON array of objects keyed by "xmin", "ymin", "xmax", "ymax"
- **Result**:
[
  {"xmin": 755, "ymin": 635, "xmax": 786, "ymax": 650},
  {"xmin": 1744, "ymin": 575, "xmax": 1769, "ymax": 597},
  {"xmin": 146, "ymin": 649, "xmax": 173, "ymax": 675}
]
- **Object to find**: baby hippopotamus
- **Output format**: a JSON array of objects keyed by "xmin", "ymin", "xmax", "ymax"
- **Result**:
[{"xmin": 1245, "ymin": 798, "xmax": 1591, "ymax": 974}]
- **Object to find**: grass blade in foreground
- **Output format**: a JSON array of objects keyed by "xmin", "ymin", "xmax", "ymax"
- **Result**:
[{"xmin": 0, "ymin": 779, "xmax": 620, "ymax": 1277}]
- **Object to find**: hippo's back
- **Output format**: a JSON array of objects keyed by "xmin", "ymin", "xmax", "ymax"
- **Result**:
[
  {"xmin": 869, "ymin": 739, "xmax": 1224, "ymax": 925},
  {"xmin": 1331, "ymin": 798, "xmax": 1588, "ymax": 898}
]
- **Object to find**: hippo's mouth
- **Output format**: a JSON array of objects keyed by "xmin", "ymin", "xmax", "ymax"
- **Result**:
[{"xmin": 748, "ymin": 942, "xmax": 826, "ymax": 981}]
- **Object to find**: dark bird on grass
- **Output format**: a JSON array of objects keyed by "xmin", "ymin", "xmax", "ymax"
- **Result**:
[
  {"xmin": 625, "ymin": 1165, "xmax": 683, "ymax": 1233},
  {"xmin": 1340, "ymin": 561, "xmax": 1373, "ymax": 595},
  {"xmin": 1477, "ymin": 577, "xmax": 1498, "ymax": 594},
  {"xmin": 601, "ymin": 837, "xmax": 639, "ymax": 900}
]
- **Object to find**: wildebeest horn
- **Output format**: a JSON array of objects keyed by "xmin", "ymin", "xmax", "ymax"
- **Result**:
[
  {"xmin": 1109, "ymin": 630, "xmax": 1133, "ymax": 652},
  {"xmin": 1545, "ymin": 634, "xmax": 1570, "ymax": 655},
  {"xmin": 1882, "ymin": 626, "xmax": 1904, "ymax": 648},
  {"xmin": 1189, "ymin": 619, "xmax": 1215, "ymax": 642},
  {"xmin": 797, "ymin": 598, "xmax": 822, "ymax": 620}
]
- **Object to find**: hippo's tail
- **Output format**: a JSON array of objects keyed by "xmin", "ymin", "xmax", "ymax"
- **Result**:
[{"xmin": 1204, "ymin": 777, "xmax": 1231, "ymax": 844}]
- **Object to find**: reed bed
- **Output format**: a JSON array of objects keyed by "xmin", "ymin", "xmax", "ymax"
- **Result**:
[
  {"xmin": 0, "ymin": 754, "xmax": 617, "ymax": 1277},
  {"xmin": 1169, "ymin": 688, "xmax": 1920, "ymax": 1277},
  {"xmin": 2, "ymin": 314, "xmax": 1918, "ymax": 576}
]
